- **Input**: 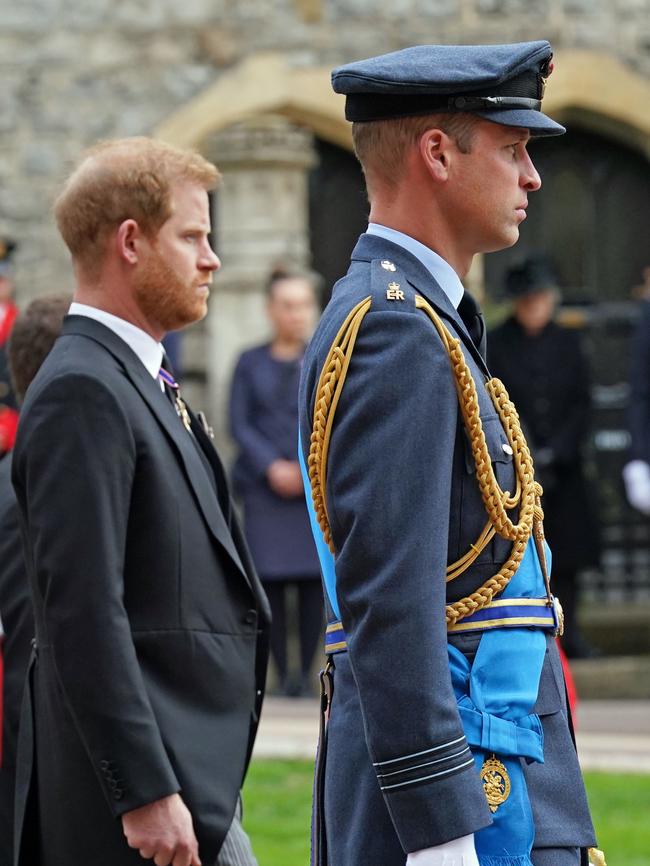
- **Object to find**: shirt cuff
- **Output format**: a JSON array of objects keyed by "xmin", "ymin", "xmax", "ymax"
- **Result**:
[{"xmin": 406, "ymin": 833, "xmax": 477, "ymax": 866}]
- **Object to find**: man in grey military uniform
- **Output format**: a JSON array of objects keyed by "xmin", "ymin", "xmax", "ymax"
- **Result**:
[{"xmin": 298, "ymin": 43, "xmax": 598, "ymax": 866}]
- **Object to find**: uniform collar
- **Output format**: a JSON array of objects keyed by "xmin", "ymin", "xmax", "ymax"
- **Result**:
[
  {"xmin": 68, "ymin": 302, "xmax": 164, "ymax": 380},
  {"xmin": 367, "ymin": 223, "xmax": 464, "ymax": 310}
]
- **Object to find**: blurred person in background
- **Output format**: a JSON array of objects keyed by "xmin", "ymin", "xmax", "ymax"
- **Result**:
[
  {"xmin": 488, "ymin": 255, "xmax": 600, "ymax": 658},
  {"xmin": 623, "ymin": 266, "xmax": 650, "ymax": 516},
  {"xmin": 0, "ymin": 293, "xmax": 70, "ymax": 866},
  {"xmin": 230, "ymin": 267, "xmax": 322, "ymax": 697},
  {"xmin": 0, "ymin": 239, "xmax": 20, "ymax": 457}
]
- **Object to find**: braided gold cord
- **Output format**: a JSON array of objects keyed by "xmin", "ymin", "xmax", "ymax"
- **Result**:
[
  {"xmin": 414, "ymin": 296, "xmax": 543, "ymax": 626},
  {"xmin": 307, "ymin": 293, "xmax": 544, "ymax": 628},
  {"xmin": 308, "ymin": 297, "xmax": 372, "ymax": 553}
]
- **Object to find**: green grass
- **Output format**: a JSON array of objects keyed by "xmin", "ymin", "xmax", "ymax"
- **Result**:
[
  {"xmin": 583, "ymin": 771, "xmax": 650, "ymax": 866},
  {"xmin": 242, "ymin": 760, "xmax": 313, "ymax": 864},
  {"xmin": 242, "ymin": 761, "xmax": 650, "ymax": 866}
]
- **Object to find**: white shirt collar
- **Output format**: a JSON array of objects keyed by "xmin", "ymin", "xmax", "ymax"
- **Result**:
[
  {"xmin": 68, "ymin": 302, "xmax": 164, "ymax": 380},
  {"xmin": 366, "ymin": 223, "xmax": 465, "ymax": 310}
]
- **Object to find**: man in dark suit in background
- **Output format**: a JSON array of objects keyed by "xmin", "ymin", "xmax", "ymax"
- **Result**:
[
  {"xmin": 12, "ymin": 138, "xmax": 270, "ymax": 866},
  {"xmin": 488, "ymin": 256, "xmax": 600, "ymax": 658},
  {"xmin": 0, "ymin": 294, "xmax": 70, "ymax": 866}
]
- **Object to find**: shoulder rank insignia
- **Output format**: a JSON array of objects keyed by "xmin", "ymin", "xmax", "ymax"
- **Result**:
[
  {"xmin": 380, "ymin": 260, "xmax": 396, "ymax": 271},
  {"xmin": 386, "ymin": 282, "xmax": 405, "ymax": 301},
  {"xmin": 480, "ymin": 755, "xmax": 511, "ymax": 813}
]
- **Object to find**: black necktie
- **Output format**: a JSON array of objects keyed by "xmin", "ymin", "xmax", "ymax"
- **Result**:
[{"xmin": 457, "ymin": 291, "xmax": 487, "ymax": 361}]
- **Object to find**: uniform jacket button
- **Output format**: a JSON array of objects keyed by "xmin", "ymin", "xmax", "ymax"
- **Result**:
[{"xmin": 244, "ymin": 609, "xmax": 257, "ymax": 625}]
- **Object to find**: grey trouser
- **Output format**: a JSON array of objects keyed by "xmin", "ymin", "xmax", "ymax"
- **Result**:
[{"xmin": 217, "ymin": 797, "xmax": 258, "ymax": 866}]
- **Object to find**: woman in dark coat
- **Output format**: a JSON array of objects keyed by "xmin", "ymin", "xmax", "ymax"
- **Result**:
[
  {"xmin": 488, "ymin": 255, "xmax": 600, "ymax": 658},
  {"xmin": 230, "ymin": 268, "xmax": 322, "ymax": 695}
]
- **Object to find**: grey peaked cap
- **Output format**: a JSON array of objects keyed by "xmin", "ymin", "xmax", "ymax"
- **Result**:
[{"xmin": 332, "ymin": 41, "xmax": 565, "ymax": 136}]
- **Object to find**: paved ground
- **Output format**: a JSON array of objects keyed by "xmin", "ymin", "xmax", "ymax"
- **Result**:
[{"xmin": 253, "ymin": 697, "xmax": 650, "ymax": 773}]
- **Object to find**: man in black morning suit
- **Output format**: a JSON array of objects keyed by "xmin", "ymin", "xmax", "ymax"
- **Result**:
[
  {"xmin": 298, "ymin": 44, "xmax": 597, "ymax": 866},
  {"xmin": 11, "ymin": 138, "xmax": 270, "ymax": 866}
]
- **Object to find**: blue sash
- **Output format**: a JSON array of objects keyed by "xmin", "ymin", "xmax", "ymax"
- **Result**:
[
  {"xmin": 448, "ymin": 540, "xmax": 551, "ymax": 865},
  {"xmin": 298, "ymin": 430, "xmax": 340, "ymax": 619}
]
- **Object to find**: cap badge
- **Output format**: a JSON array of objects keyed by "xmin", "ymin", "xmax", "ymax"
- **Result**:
[{"xmin": 539, "ymin": 57, "xmax": 554, "ymax": 98}]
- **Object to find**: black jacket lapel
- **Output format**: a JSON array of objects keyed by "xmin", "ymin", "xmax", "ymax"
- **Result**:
[{"xmin": 63, "ymin": 316, "xmax": 250, "ymax": 585}]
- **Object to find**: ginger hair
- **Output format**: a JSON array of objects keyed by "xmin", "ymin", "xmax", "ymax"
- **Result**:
[
  {"xmin": 352, "ymin": 112, "xmax": 479, "ymax": 197},
  {"xmin": 54, "ymin": 137, "xmax": 221, "ymax": 276}
]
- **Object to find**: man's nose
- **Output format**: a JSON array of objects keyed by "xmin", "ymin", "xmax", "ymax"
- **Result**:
[
  {"xmin": 521, "ymin": 152, "xmax": 541, "ymax": 192},
  {"xmin": 201, "ymin": 243, "xmax": 221, "ymax": 272}
]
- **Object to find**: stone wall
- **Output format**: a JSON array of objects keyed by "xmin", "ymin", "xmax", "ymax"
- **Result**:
[
  {"xmin": 1, "ymin": 0, "xmax": 649, "ymax": 430},
  {"xmin": 1, "ymin": 0, "xmax": 649, "ymax": 301}
]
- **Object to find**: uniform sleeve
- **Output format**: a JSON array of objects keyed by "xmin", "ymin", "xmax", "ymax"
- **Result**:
[
  {"xmin": 325, "ymin": 308, "xmax": 491, "ymax": 852},
  {"xmin": 12, "ymin": 374, "xmax": 180, "ymax": 817}
]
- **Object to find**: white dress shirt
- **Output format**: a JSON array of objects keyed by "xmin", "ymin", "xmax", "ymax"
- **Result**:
[
  {"xmin": 366, "ymin": 223, "xmax": 465, "ymax": 310},
  {"xmin": 68, "ymin": 302, "xmax": 164, "ymax": 382},
  {"xmin": 364, "ymin": 228, "xmax": 477, "ymax": 865}
]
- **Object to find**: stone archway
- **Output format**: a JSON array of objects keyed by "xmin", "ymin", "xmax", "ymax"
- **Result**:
[{"xmin": 154, "ymin": 52, "xmax": 351, "ymax": 152}]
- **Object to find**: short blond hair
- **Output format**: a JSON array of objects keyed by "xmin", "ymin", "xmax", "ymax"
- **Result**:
[
  {"xmin": 352, "ymin": 113, "xmax": 478, "ymax": 195},
  {"xmin": 54, "ymin": 137, "xmax": 221, "ymax": 274}
]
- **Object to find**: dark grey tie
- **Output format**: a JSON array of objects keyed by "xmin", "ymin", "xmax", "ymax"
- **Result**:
[{"xmin": 457, "ymin": 291, "xmax": 486, "ymax": 361}]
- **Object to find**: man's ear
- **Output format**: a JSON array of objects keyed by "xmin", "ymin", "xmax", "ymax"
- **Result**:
[
  {"xmin": 115, "ymin": 219, "xmax": 142, "ymax": 266},
  {"xmin": 419, "ymin": 129, "xmax": 452, "ymax": 183}
]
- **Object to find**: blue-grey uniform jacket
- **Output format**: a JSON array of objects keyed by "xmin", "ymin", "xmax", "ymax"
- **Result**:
[{"xmin": 298, "ymin": 233, "xmax": 595, "ymax": 863}]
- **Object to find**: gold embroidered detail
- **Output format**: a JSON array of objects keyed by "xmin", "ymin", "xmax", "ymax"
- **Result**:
[{"xmin": 480, "ymin": 755, "xmax": 511, "ymax": 813}]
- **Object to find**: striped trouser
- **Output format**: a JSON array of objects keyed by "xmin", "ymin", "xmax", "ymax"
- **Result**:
[{"xmin": 217, "ymin": 797, "xmax": 258, "ymax": 866}]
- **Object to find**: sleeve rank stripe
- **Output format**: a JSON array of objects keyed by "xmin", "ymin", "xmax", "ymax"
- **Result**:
[
  {"xmin": 376, "ymin": 746, "xmax": 472, "ymax": 779},
  {"xmin": 380, "ymin": 757, "xmax": 476, "ymax": 791},
  {"xmin": 373, "ymin": 734, "xmax": 467, "ymax": 767}
]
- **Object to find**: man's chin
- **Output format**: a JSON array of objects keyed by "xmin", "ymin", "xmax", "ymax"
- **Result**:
[
  {"xmin": 161, "ymin": 303, "xmax": 208, "ymax": 333},
  {"xmin": 483, "ymin": 229, "xmax": 520, "ymax": 254}
]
